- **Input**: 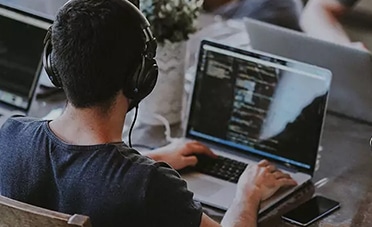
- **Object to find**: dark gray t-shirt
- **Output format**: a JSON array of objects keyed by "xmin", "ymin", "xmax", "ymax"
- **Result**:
[
  {"xmin": 338, "ymin": 0, "xmax": 359, "ymax": 7},
  {"xmin": 0, "ymin": 117, "xmax": 202, "ymax": 227}
]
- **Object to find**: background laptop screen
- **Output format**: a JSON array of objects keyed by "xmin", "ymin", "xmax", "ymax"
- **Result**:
[
  {"xmin": 0, "ymin": 6, "xmax": 50, "ymax": 110},
  {"xmin": 187, "ymin": 41, "xmax": 331, "ymax": 172}
]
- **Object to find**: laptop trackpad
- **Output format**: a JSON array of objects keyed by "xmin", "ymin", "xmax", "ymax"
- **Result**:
[
  {"xmin": 187, "ymin": 177, "xmax": 224, "ymax": 197},
  {"xmin": 183, "ymin": 173, "xmax": 236, "ymax": 210}
]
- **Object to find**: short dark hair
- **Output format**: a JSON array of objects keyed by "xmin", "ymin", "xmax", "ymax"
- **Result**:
[{"xmin": 52, "ymin": 0, "xmax": 144, "ymax": 109}]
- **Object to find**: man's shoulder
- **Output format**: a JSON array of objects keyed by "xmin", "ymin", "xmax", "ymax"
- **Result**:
[
  {"xmin": 112, "ymin": 145, "xmax": 185, "ymax": 189},
  {"xmin": 0, "ymin": 116, "xmax": 43, "ymax": 135},
  {"xmin": 113, "ymin": 144, "xmax": 177, "ymax": 176}
]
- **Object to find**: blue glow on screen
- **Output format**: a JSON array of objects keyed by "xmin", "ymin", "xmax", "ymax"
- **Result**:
[{"xmin": 189, "ymin": 130, "xmax": 311, "ymax": 169}]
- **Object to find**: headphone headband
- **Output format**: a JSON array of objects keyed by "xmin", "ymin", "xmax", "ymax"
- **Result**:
[
  {"xmin": 114, "ymin": 0, "xmax": 151, "ymax": 28},
  {"xmin": 42, "ymin": 0, "xmax": 158, "ymax": 110}
]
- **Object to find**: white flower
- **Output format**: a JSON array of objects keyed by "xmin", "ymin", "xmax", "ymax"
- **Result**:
[
  {"xmin": 173, "ymin": 0, "xmax": 180, "ymax": 7},
  {"xmin": 140, "ymin": 0, "xmax": 202, "ymax": 43},
  {"xmin": 158, "ymin": 11, "xmax": 165, "ymax": 18},
  {"xmin": 165, "ymin": 3, "xmax": 172, "ymax": 12}
]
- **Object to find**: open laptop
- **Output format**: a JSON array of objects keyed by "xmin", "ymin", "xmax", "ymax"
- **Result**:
[
  {"xmin": 0, "ymin": 4, "xmax": 51, "ymax": 124},
  {"xmin": 245, "ymin": 18, "xmax": 372, "ymax": 123},
  {"xmin": 181, "ymin": 40, "xmax": 331, "ymax": 214}
]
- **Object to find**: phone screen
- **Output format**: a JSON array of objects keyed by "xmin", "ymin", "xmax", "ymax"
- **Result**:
[{"xmin": 282, "ymin": 195, "xmax": 340, "ymax": 226}]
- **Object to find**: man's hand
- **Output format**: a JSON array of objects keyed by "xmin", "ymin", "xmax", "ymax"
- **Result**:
[
  {"xmin": 236, "ymin": 160, "xmax": 297, "ymax": 202},
  {"xmin": 147, "ymin": 139, "xmax": 217, "ymax": 170},
  {"xmin": 221, "ymin": 160, "xmax": 297, "ymax": 227}
]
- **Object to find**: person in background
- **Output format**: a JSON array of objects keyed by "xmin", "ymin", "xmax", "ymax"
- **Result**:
[
  {"xmin": 301, "ymin": 0, "xmax": 366, "ymax": 49},
  {"xmin": 203, "ymin": 0, "xmax": 304, "ymax": 31},
  {"xmin": 0, "ymin": 0, "xmax": 297, "ymax": 227}
]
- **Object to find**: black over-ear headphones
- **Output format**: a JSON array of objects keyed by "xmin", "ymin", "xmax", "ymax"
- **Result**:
[{"xmin": 42, "ymin": 0, "xmax": 158, "ymax": 109}]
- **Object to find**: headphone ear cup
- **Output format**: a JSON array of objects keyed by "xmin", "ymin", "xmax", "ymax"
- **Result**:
[
  {"xmin": 123, "ymin": 56, "xmax": 158, "ymax": 101},
  {"xmin": 42, "ymin": 29, "xmax": 62, "ymax": 88},
  {"xmin": 136, "ymin": 58, "xmax": 158, "ymax": 100},
  {"xmin": 47, "ymin": 53, "xmax": 63, "ymax": 88}
]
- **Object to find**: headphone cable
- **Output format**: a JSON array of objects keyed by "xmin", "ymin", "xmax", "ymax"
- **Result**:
[{"xmin": 128, "ymin": 104, "xmax": 139, "ymax": 148}]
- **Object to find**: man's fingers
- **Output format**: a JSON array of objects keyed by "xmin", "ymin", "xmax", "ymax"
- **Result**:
[
  {"xmin": 265, "ymin": 165, "xmax": 277, "ymax": 173},
  {"xmin": 182, "ymin": 141, "xmax": 217, "ymax": 158},
  {"xmin": 273, "ymin": 171, "xmax": 291, "ymax": 179},
  {"xmin": 183, "ymin": 156, "xmax": 198, "ymax": 167},
  {"xmin": 277, "ymin": 178, "xmax": 298, "ymax": 187},
  {"xmin": 258, "ymin": 159, "xmax": 270, "ymax": 167}
]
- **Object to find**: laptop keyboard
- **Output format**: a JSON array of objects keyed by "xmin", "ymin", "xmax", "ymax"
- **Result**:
[{"xmin": 194, "ymin": 155, "xmax": 248, "ymax": 183}]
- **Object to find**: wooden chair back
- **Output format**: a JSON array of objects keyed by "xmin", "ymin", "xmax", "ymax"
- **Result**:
[{"xmin": 0, "ymin": 195, "xmax": 92, "ymax": 227}]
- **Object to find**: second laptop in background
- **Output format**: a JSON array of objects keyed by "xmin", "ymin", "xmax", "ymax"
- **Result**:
[
  {"xmin": 0, "ymin": 4, "xmax": 51, "ymax": 124},
  {"xmin": 245, "ymin": 18, "xmax": 372, "ymax": 123}
]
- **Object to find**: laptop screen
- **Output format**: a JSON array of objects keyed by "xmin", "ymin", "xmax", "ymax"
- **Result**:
[
  {"xmin": 187, "ymin": 40, "xmax": 331, "ymax": 173},
  {"xmin": 0, "ymin": 6, "xmax": 50, "ymax": 111}
]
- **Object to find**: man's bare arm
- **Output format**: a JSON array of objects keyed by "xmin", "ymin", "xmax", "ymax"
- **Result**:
[
  {"xmin": 199, "ymin": 160, "xmax": 297, "ymax": 227},
  {"xmin": 199, "ymin": 197, "xmax": 260, "ymax": 227},
  {"xmin": 199, "ymin": 191, "xmax": 261, "ymax": 227}
]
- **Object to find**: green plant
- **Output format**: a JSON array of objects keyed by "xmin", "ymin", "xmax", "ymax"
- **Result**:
[{"xmin": 140, "ymin": 0, "xmax": 203, "ymax": 43}]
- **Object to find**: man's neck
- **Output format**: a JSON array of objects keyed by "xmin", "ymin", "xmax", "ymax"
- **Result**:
[{"xmin": 49, "ymin": 95, "xmax": 128, "ymax": 146}]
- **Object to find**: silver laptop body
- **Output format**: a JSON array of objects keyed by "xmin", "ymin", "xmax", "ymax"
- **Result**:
[
  {"xmin": 0, "ymin": 4, "xmax": 51, "ymax": 124},
  {"xmin": 182, "ymin": 40, "xmax": 331, "ymax": 214},
  {"xmin": 245, "ymin": 18, "xmax": 372, "ymax": 123}
]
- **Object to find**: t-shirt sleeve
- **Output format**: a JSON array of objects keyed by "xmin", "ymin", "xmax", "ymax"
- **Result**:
[
  {"xmin": 338, "ymin": 0, "xmax": 359, "ymax": 7},
  {"xmin": 145, "ymin": 163, "xmax": 203, "ymax": 227}
]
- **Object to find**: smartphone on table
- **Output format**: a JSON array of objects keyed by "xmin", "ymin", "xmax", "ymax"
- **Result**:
[{"xmin": 281, "ymin": 195, "xmax": 340, "ymax": 226}]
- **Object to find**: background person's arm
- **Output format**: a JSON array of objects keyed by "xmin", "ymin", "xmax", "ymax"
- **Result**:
[{"xmin": 301, "ymin": 0, "xmax": 353, "ymax": 44}]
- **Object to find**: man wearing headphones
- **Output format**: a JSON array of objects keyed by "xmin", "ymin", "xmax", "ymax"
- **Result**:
[{"xmin": 0, "ymin": 0, "xmax": 296, "ymax": 226}]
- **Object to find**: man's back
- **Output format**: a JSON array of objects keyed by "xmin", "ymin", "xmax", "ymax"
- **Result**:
[{"xmin": 0, "ymin": 117, "xmax": 202, "ymax": 227}]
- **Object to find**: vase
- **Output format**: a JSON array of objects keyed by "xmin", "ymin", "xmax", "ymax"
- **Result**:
[{"xmin": 137, "ymin": 41, "xmax": 187, "ymax": 125}]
